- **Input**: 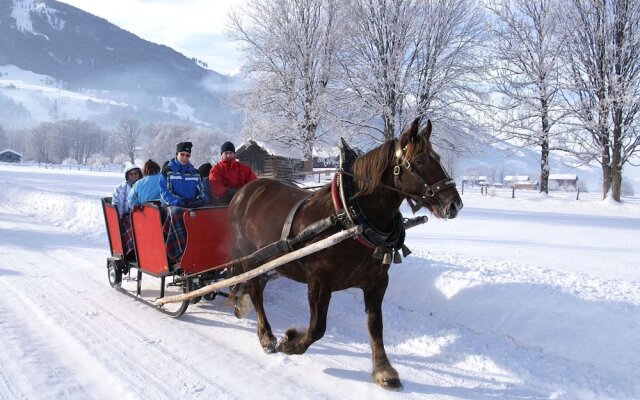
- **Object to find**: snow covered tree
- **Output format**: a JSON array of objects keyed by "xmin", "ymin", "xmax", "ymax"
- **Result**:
[
  {"xmin": 144, "ymin": 123, "xmax": 228, "ymax": 167},
  {"xmin": 228, "ymin": 0, "xmax": 343, "ymax": 170},
  {"xmin": 563, "ymin": 0, "xmax": 640, "ymax": 201},
  {"xmin": 334, "ymin": 0, "xmax": 485, "ymax": 143},
  {"xmin": 486, "ymin": 0, "xmax": 567, "ymax": 194},
  {"xmin": 29, "ymin": 123, "xmax": 53, "ymax": 163},
  {"xmin": 411, "ymin": 0, "xmax": 486, "ymax": 141},
  {"xmin": 111, "ymin": 118, "xmax": 142, "ymax": 164},
  {"xmin": 334, "ymin": 0, "xmax": 420, "ymax": 141},
  {"xmin": 25, "ymin": 120, "xmax": 107, "ymax": 164}
]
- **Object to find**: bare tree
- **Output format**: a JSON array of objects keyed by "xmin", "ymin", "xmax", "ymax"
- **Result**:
[
  {"xmin": 228, "ymin": 0, "xmax": 343, "ymax": 170},
  {"xmin": 111, "ymin": 118, "xmax": 142, "ymax": 164},
  {"xmin": 29, "ymin": 123, "xmax": 53, "ymax": 163},
  {"xmin": 145, "ymin": 122, "xmax": 229, "ymax": 167},
  {"xmin": 412, "ymin": 0, "xmax": 487, "ymax": 140},
  {"xmin": 23, "ymin": 120, "xmax": 107, "ymax": 164},
  {"xmin": 564, "ymin": 0, "xmax": 640, "ymax": 201},
  {"xmin": 486, "ymin": 0, "xmax": 567, "ymax": 194},
  {"xmin": 335, "ymin": 0, "xmax": 420, "ymax": 141},
  {"xmin": 334, "ymin": 0, "xmax": 486, "ymax": 144}
]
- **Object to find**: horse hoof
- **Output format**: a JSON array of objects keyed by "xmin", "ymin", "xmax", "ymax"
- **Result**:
[
  {"xmin": 233, "ymin": 293, "xmax": 252, "ymax": 319},
  {"xmin": 380, "ymin": 378, "xmax": 403, "ymax": 391},
  {"xmin": 373, "ymin": 370, "xmax": 403, "ymax": 391},
  {"xmin": 263, "ymin": 345, "xmax": 277, "ymax": 354}
]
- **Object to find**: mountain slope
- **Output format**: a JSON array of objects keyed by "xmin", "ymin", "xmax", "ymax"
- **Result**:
[{"xmin": 0, "ymin": 0, "xmax": 240, "ymax": 128}]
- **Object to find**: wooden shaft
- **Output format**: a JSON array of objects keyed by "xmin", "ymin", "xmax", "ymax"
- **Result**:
[{"xmin": 154, "ymin": 227, "xmax": 358, "ymax": 305}]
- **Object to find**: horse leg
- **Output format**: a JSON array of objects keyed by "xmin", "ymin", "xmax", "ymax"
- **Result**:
[
  {"xmin": 277, "ymin": 278, "xmax": 330, "ymax": 354},
  {"xmin": 364, "ymin": 276, "xmax": 402, "ymax": 390},
  {"xmin": 246, "ymin": 277, "xmax": 277, "ymax": 353}
]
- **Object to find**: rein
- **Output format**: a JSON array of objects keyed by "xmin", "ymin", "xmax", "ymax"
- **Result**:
[
  {"xmin": 331, "ymin": 139, "xmax": 416, "ymax": 265},
  {"xmin": 392, "ymin": 143, "xmax": 456, "ymax": 213}
]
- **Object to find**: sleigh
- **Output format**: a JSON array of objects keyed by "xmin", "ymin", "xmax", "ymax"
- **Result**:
[{"xmin": 101, "ymin": 197, "xmax": 233, "ymax": 316}]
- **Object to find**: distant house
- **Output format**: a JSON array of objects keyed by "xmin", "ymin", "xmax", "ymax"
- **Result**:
[
  {"xmin": 549, "ymin": 174, "xmax": 579, "ymax": 191},
  {"xmin": 236, "ymin": 140, "xmax": 305, "ymax": 179},
  {"xmin": 0, "ymin": 149, "xmax": 22, "ymax": 163},
  {"xmin": 313, "ymin": 155, "xmax": 339, "ymax": 169},
  {"xmin": 504, "ymin": 175, "xmax": 538, "ymax": 190},
  {"xmin": 313, "ymin": 144, "xmax": 364, "ymax": 168},
  {"xmin": 462, "ymin": 175, "xmax": 488, "ymax": 186}
]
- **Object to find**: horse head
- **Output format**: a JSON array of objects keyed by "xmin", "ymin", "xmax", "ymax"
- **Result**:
[{"xmin": 393, "ymin": 118, "xmax": 463, "ymax": 219}]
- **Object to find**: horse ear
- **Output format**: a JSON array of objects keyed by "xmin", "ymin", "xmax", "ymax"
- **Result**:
[
  {"xmin": 401, "ymin": 117, "xmax": 421, "ymax": 146},
  {"xmin": 410, "ymin": 117, "xmax": 420, "ymax": 140},
  {"xmin": 420, "ymin": 119, "xmax": 432, "ymax": 140}
]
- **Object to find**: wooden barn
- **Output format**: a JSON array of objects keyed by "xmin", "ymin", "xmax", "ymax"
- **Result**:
[
  {"xmin": 236, "ymin": 140, "xmax": 305, "ymax": 179},
  {"xmin": 549, "ymin": 174, "xmax": 579, "ymax": 191},
  {"xmin": 0, "ymin": 149, "xmax": 22, "ymax": 163}
]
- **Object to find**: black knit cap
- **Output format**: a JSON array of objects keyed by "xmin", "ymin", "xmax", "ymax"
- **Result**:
[
  {"xmin": 220, "ymin": 141, "xmax": 235, "ymax": 154},
  {"xmin": 176, "ymin": 141, "xmax": 193, "ymax": 154},
  {"xmin": 197, "ymin": 162, "xmax": 212, "ymax": 178}
]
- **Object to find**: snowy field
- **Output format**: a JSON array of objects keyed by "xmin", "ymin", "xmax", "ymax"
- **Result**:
[{"xmin": 0, "ymin": 163, "xmax": 639, "ymax": 400}]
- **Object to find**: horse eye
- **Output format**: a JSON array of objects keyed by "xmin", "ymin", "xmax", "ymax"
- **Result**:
[{"xmin": 414, "ymin": 156, "xmax": 427, "ymax": 165}]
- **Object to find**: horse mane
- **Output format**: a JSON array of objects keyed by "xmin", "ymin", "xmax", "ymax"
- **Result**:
[
  {"xmin": 351, "ymin": 140, "xmax": 395, "ymax": 196},
  {"xmin": 351, "ymin": 131, "xmax": 431, "ymax": 197}
]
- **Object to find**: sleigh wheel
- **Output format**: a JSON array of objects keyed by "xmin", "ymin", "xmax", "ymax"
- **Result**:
[{"xmin": 107, "ymin": 260, "xmax": 122, "ymax": 288}]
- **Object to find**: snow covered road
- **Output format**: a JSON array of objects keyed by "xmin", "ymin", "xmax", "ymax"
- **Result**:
[{"xmin": 1, "ymin": 164, "xmax": 639, "ymax": 399}]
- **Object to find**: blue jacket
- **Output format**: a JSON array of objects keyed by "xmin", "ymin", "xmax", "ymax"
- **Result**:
[
  {"xmin": 159, "ymin": 159, "xmax": 209, "ymax": 206},
  {"xmin": 128, "ymin": 174, "xmax": 162, "ymax": 206}
]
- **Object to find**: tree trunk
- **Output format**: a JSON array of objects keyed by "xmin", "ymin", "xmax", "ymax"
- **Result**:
[
  {"xmin": 539, "ymin": 98, "xmax": 550, "ymax": 194},
  {"xmin": 611, "ymin": 107, "xmax": 623, "ymax": 202},
  {"xmin": 611, "ymin": 166, "xmax": 622, "ymax": 201},
  {"xmin": 540, "ymin": 140, "xmax": 549, "ymax": 194},
  {"xmin": 383, "ymin": 114, "xmax": 395, "ymax": 141},
  {"xmin": 597, "ymin": 110, "xmax": 611, "ymax": 199},
  {"xmin": 303, "ymin": 122, "xmax": 317, "ymax": 173},
  {"xmin": 601, "ymin": 156, "xmax": 611, "ymax": 200}
]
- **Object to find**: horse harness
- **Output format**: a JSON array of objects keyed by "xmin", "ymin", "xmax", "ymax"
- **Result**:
[
  {"xmin": 392, "ymin": 141, "xmax": 457, "ymax": 213},
  {"xmin": 279, "ymin": 138, "xmax": 438, "ymax": 267},
  {"xmin": 330, "ymin": 139, "xmax": 417, "ymax": 265}
]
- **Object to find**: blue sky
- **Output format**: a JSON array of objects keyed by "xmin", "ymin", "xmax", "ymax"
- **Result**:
[{"xmin": 57, "ymin": 0, "xmax": 244, "ymax": 75}]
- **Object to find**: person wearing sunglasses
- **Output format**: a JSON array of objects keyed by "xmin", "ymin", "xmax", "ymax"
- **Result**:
[{"xmin": 159, "ymin": 141, "xmax": 209, "ymax": 263}]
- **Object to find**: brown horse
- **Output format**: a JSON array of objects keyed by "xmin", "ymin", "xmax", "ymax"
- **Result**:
[{"xmin": 227, "ymin": 118, "xmax": 462, "ymax": 389}]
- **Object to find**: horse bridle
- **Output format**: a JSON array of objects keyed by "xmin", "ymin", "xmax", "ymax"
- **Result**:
[{"xmin": 392, "ymin": 143, "xmax": 456, "ymax": 213}]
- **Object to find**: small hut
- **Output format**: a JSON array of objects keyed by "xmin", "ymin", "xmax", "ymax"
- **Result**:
[
  {"xmin": 549, "ymin": 174, "xmax": 579, "ymax": 191},
  {"xmin": 235, "ymin": 140, "xmax": 305, "ymax": 179},
  {"xmin": 504, "ymin": 175, "xmax": 538, "ymax": 190},
  {"xmin": 0, "ymin": 149, "xmax": 22, "ymax": 163}
]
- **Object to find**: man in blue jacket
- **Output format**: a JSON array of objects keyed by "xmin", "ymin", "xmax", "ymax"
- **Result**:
[
  {"xmin": 159, "ymin": 142, "xmax": 209, "ymax": 263},
  {"xmin": 160, "ymin": 141, "xmax": 208, "ymax": 207}
]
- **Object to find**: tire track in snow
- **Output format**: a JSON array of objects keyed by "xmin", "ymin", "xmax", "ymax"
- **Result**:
[{"xmin": 0, "ymin": 205, "xmax": 237, "ymax": 400}]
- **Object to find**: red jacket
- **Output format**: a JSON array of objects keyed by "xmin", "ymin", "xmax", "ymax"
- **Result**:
[{"xmin": 209, "ymin": 160, "xmax": 257, "ymax": 198}]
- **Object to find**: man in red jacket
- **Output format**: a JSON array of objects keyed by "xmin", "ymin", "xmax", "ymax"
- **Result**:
[{"xmin": 209, "ymin": 141, "xmax": 257, "ymax": 204}]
